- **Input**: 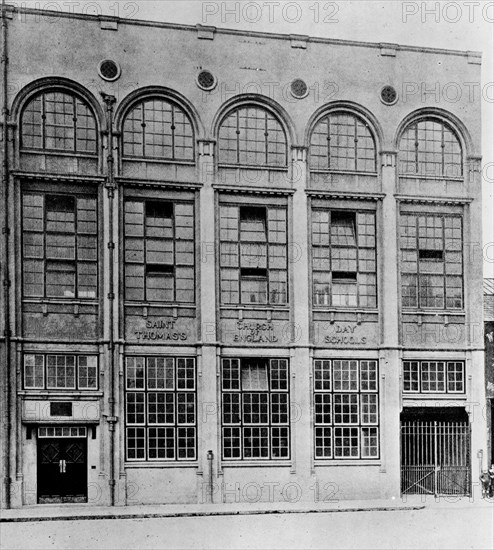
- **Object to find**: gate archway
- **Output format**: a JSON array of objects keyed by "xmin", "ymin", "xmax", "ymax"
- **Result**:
[{"xmin": 401, "ymin": 407, "xmax": 471, "ymax": 496}]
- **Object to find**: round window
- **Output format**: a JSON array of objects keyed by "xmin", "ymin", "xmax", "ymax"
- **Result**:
[
  {"xmin": 98, "ymin": 60, "xmax": 121, "ymax": 82},
  {"xmin": 197, "ymin": 70, "xmax": 217, "ymax": 91},
  {"xmin": 381, "ymin": 85, "xmax": 398, "ymax": 105},
  {"xmin": 290, "ymin": 79, "xmax": 309, "ymax": 99}
]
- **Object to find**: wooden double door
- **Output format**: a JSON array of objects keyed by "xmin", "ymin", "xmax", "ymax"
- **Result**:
[{"xmin": 37, "ymin": 438, "xmax": 87, "ymax": 503}]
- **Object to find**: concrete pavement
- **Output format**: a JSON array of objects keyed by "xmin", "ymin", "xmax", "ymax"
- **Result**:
[{"xmin": 1, "ymin": 495, "xmax": 492, "ymax": 523}]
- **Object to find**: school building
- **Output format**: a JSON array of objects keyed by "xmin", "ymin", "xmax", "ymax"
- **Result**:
[{"xmin": 0, "ymin": 4, "xmax": 488, "ymax": 507}]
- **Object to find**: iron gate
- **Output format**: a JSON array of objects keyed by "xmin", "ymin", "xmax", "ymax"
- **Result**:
[{"xmin": 401, "ymin": 421, "xmax": 471, "ymax": 496}]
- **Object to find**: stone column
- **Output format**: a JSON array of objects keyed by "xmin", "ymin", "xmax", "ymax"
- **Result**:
[
  {"xmin": 197, "ymin": 140, "xmax": 219, "ymax": 503},
  {"xmin": 379, "ymin": 151, "xmax": 401, "ymax": 498},
  {"xmin": 290, "ymin": 146, "xmax": 312, "ymax": 500}
]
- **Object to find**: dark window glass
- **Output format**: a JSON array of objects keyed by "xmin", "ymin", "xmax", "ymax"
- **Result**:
[
  {"xmin": 218, "ymin": 107, "xmax": 287, "ymax": 168},
  {"xmin": 124, "ymin": 199, "xmax": 195, "ymax": 303},
  {"xmin": 221, "ymin": 358, "xmax": 290, "ymax": 460},
  {"xmin": 23, "ymin": 354, "xmax": 98, "ymax": 390},
  {"xmin": 122, "ymin": 99, "xmax": 194, "ymax": 161},
  {"xmin": 22, "ymin": 193, "xmax": 98, "ymax": 299},
  {"xmin": 312, "ymin": 209, "xmax": 377, "ymax": 308},
  {"xmin": 400, "ymin": 214, "xmax": 463, "ymax": 310},
  {"xmin": 21, "ymin": 91, "xmax": 97, "ymax": 154},
  {"xmin": 310, "ymin": 113, "xmax": 376, "ymax": 172},
  {"xmin": 125, "ymin": 357, "xmax": 197, "ymax": 461},
  {"xmin": 403, "ymin": 361, "xmax": 464, "ymax": 393},
  {"xmin": 314, "ymin": 359, "xmax": 379, "ymax": 459},
  {"xmin": 219, "ymin": 205, "xmax": 287, "ymax": 305},
  {"xmin": 399, "ymin": 119, "xmax": 462, "ymax": 177}
]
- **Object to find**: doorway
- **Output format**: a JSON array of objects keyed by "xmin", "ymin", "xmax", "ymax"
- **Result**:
[
  {"xmin": 401, "ymin": 407, "xmax": 471, "ymax": 496},
  {"xmin": 37, "ymin": 430, "xmax": 88, "ymax": 504}
]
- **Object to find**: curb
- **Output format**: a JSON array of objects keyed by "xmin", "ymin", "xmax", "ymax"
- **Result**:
[{"xmin": 0, "ymin": 504, "xmax": 425, "ymax": 523}]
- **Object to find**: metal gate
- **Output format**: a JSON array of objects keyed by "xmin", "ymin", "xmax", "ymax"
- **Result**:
[{"xmin": 401, "ymin": 421, "xmax": 471, "ymax": 496}]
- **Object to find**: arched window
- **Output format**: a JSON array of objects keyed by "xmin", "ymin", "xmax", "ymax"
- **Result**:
[
  {"xmin": 399, "ymin": 119, "xmax": 463, "ymax": 177},
  {"xmin": 310, "ymin": 112, "xmax": 376, "ymax": 172},
  {"xmin": 122, "ymin": 98, "xmax": 195, "ymax": 161},
  {"xmin": 21, "ymin": 91, "xmax": 97, "ymax": 154},
  {"xmin": 218, "ymin": 106, "xmax": 287, "ymax": 168}
]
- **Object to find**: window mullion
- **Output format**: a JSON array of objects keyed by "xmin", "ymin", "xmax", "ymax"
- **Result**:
[
  {"xmin": 41, "ymin": 94, "xmax": 46, "ymax": 150},
  {"xmin": 354, "ymin": 118, "xmax": 358, "ymax": 171},
  {"xmin": 327, "ymin": 116, "xmax": 331, "ymax": 170},
  {"xmin": 264, "ymin": 112, "xmax": 269, "ymax": 166},
  {"xmin": 414, "ymin": 123, "xmax": 419, "ymax": 174},
  {"xmin": 171, "ymin": 105, "xmax": 176, "ymax": 161},
  {"xmin": 441, "ymin": 124, "xmax": 445, "ymax": 177},
  {"xmin": 73, "ymin": 96, "xmax": 78, "ymax": 154},
  {"xmin": 141, "ymin": 103, "xmax": 146, "ymax": 158},
  {"xmin": 236, "ymin": 110, "xmax": 240, "ymax": 165}
]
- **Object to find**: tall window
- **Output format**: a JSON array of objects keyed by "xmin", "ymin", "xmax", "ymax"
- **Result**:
[
  {"xmin": 314, "ymin": 359, "xmax": 379, "ymax": 459},
  {"xmin": 24, "ymin": 354, "xmax": 98, "ymax": 390},
  {"xmin": 21, "ymin": 91, "xmax": 97, "ymax": 154},
  {"xmin": 403, "ymin": 361, "xmax": 465, "ymax": 394},
  {"xmin": 312, "ymin": 209, "xmax": 377, "ymax": 308},
  {"xmin": 122, "ymin": 99, "xmax": 194, "ymax": 161},
  {"xmin": 400, "ymin": 213, "xmax": 463, "ymax": 309},
  {"xmin": 218, "ymin": 106, "xmax": 287, "ymax": 168},
  {"xmin": 124, "ymin": 199, "xmax": 195, "ymax": 303},
  {"xmin": 310, "ymin": 112, "xmax": 376, "ymax": 172},
  {"xmin": 219, "ymin": 205, "xmax": 287, "ymax": 305},
  {"xmin": 22, "ymin": 193, "xmax": 98, "ymax": 299},
  {"xmin": 125, "ymin": 357, "xmax": 196, "ymax": 461},
  {"xmin": 221, "ymin": 358, "xmax": 290, "ymax": 460},
  {"xmin": 399, "ymin": 119, "xmax": 463, "ymax": 177}
]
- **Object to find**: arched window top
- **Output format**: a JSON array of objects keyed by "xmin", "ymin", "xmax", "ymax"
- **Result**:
[
  {"xmin": 399, "ymin": 118, "xmax": 463, "ymax": 178},
  {"xmin": 21, "ymin": 90, "xmax": 98, "ymax": 155},
  {"xmin": 218, "ymin": 105, "xmax": 288, "ymax": 168},
  {"xmin": 310, "ymin": 111, "xmax": 377, "ymax": 173},
  {"xmin": 122, "ymin": 97, "xmax": 195, "ymax": 162}
]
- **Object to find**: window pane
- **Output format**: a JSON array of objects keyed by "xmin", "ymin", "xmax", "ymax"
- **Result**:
[
  {"xmin": 218, "ymin": 107, "xmax": 287, "ymax": 167},
  {"xmin": 46, "ymin": 355, "xmax": 76, "ymax": 389},
  {"xmin": 24, "ymin": 354, "xmax": 44, "ymax": 389},
  {"xmin": 78, "ymin": 356, "xmax": 98, "ymax": 389},
  {"xmin": 126, "ymin": 427, "xmax": 146, "ymax": 460},
  {"xmin": 126, "ymin": 357, "xmax": 145, "ymax": 389},
  {"xmin": 333, "ymin": 360, "xmax": 358, "ymax": 391},
  {"xmin": 310, "ymin": 113, "xmax": 376, "ymax": 172},
  {"xmin": 123, "ymin": 100, "xmax": 194, "ymax": 161}
]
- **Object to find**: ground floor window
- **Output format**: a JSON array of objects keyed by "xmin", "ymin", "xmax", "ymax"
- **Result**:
[
  {"xmin": 125, "ymin": 356, "xmax": 196, "ymax": 461},
  {"xmin": 403, "ymin": 360, "xmax": 465, "ymax": 394},
  {"xmin": 221, "ymin": 357, "xmax": 290, "ymax": 460},
  {"xmin": 24, "ymin": 354, "xmax": 98, "ymax": 390},
  {"xmin": 314, "ymin": 359, "xmax": 379, "ymax": 459}
]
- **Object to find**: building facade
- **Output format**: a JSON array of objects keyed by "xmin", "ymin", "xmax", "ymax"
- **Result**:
[
  {"xmin": 484, "ymin": 279, "xmax": 494, "ymax": 468},
  {"xmin": 0, "ymin": 5, "xmax": 487, "ymax": 508}
]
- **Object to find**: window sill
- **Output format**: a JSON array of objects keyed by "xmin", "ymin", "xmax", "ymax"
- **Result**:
[
  {"xmin": 403, "ymin": 393, "xmax": 466, "ymax": 400},
  {"xmin": 221, "ymin": 460, "xmax": 292, "ymax": 468},
  {"xmin": 313, "ymin": 460, "xmax": 381, "ymax": 467},
  {"xmin": 19, "ymin": 391, "xmax": 103, "ymax": 398},
  {"xmin": 122, "ymin": 157, "xmax": 196, "ymax": 167},
  {"xmin": 124, "ymin": 302, "xmax": 196, "ymax": 309},
  {"xmin": 402, "ymin": 310, "xmax": 465, "ymax": 316},
  {"xmin": 220, "ymin": 305, "xmax": 289, "ymax": 311},
  {"xmin": 310, "ymin": 169, "xmax": 378, "ymax": 177},
  {"xmin": 20, "ymin": 149, "xmax": 98, "ymax": 159},
  {"xmin": 312, "ymin": 307, "xmax": 379, "ymax": 314},
  {"xmin": 124, "ymin": 462, "xmax": 198, "ymax": 469},
  {"xmin": 218, "ymin": 164, "xmax": 288, "ymax": 172},
  {"xmin": 23, "ymin": 298, "xmax": 99, "ymax": 306},
  {"xmin": 398, "ymin": 174, "xmax": 464, "ymax": 182}
]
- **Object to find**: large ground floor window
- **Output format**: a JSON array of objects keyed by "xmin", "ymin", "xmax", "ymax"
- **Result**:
[
  {"xmin": 125, "ymin": 356, "xmax": 196, "ymax": 461},
  {"xmin": 314, "ymin": 359, "xmax": 379, "ymax": 459},
  {"xmin": 221, "ymin": 357, "xmax": 290, "ymax": 460}
]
